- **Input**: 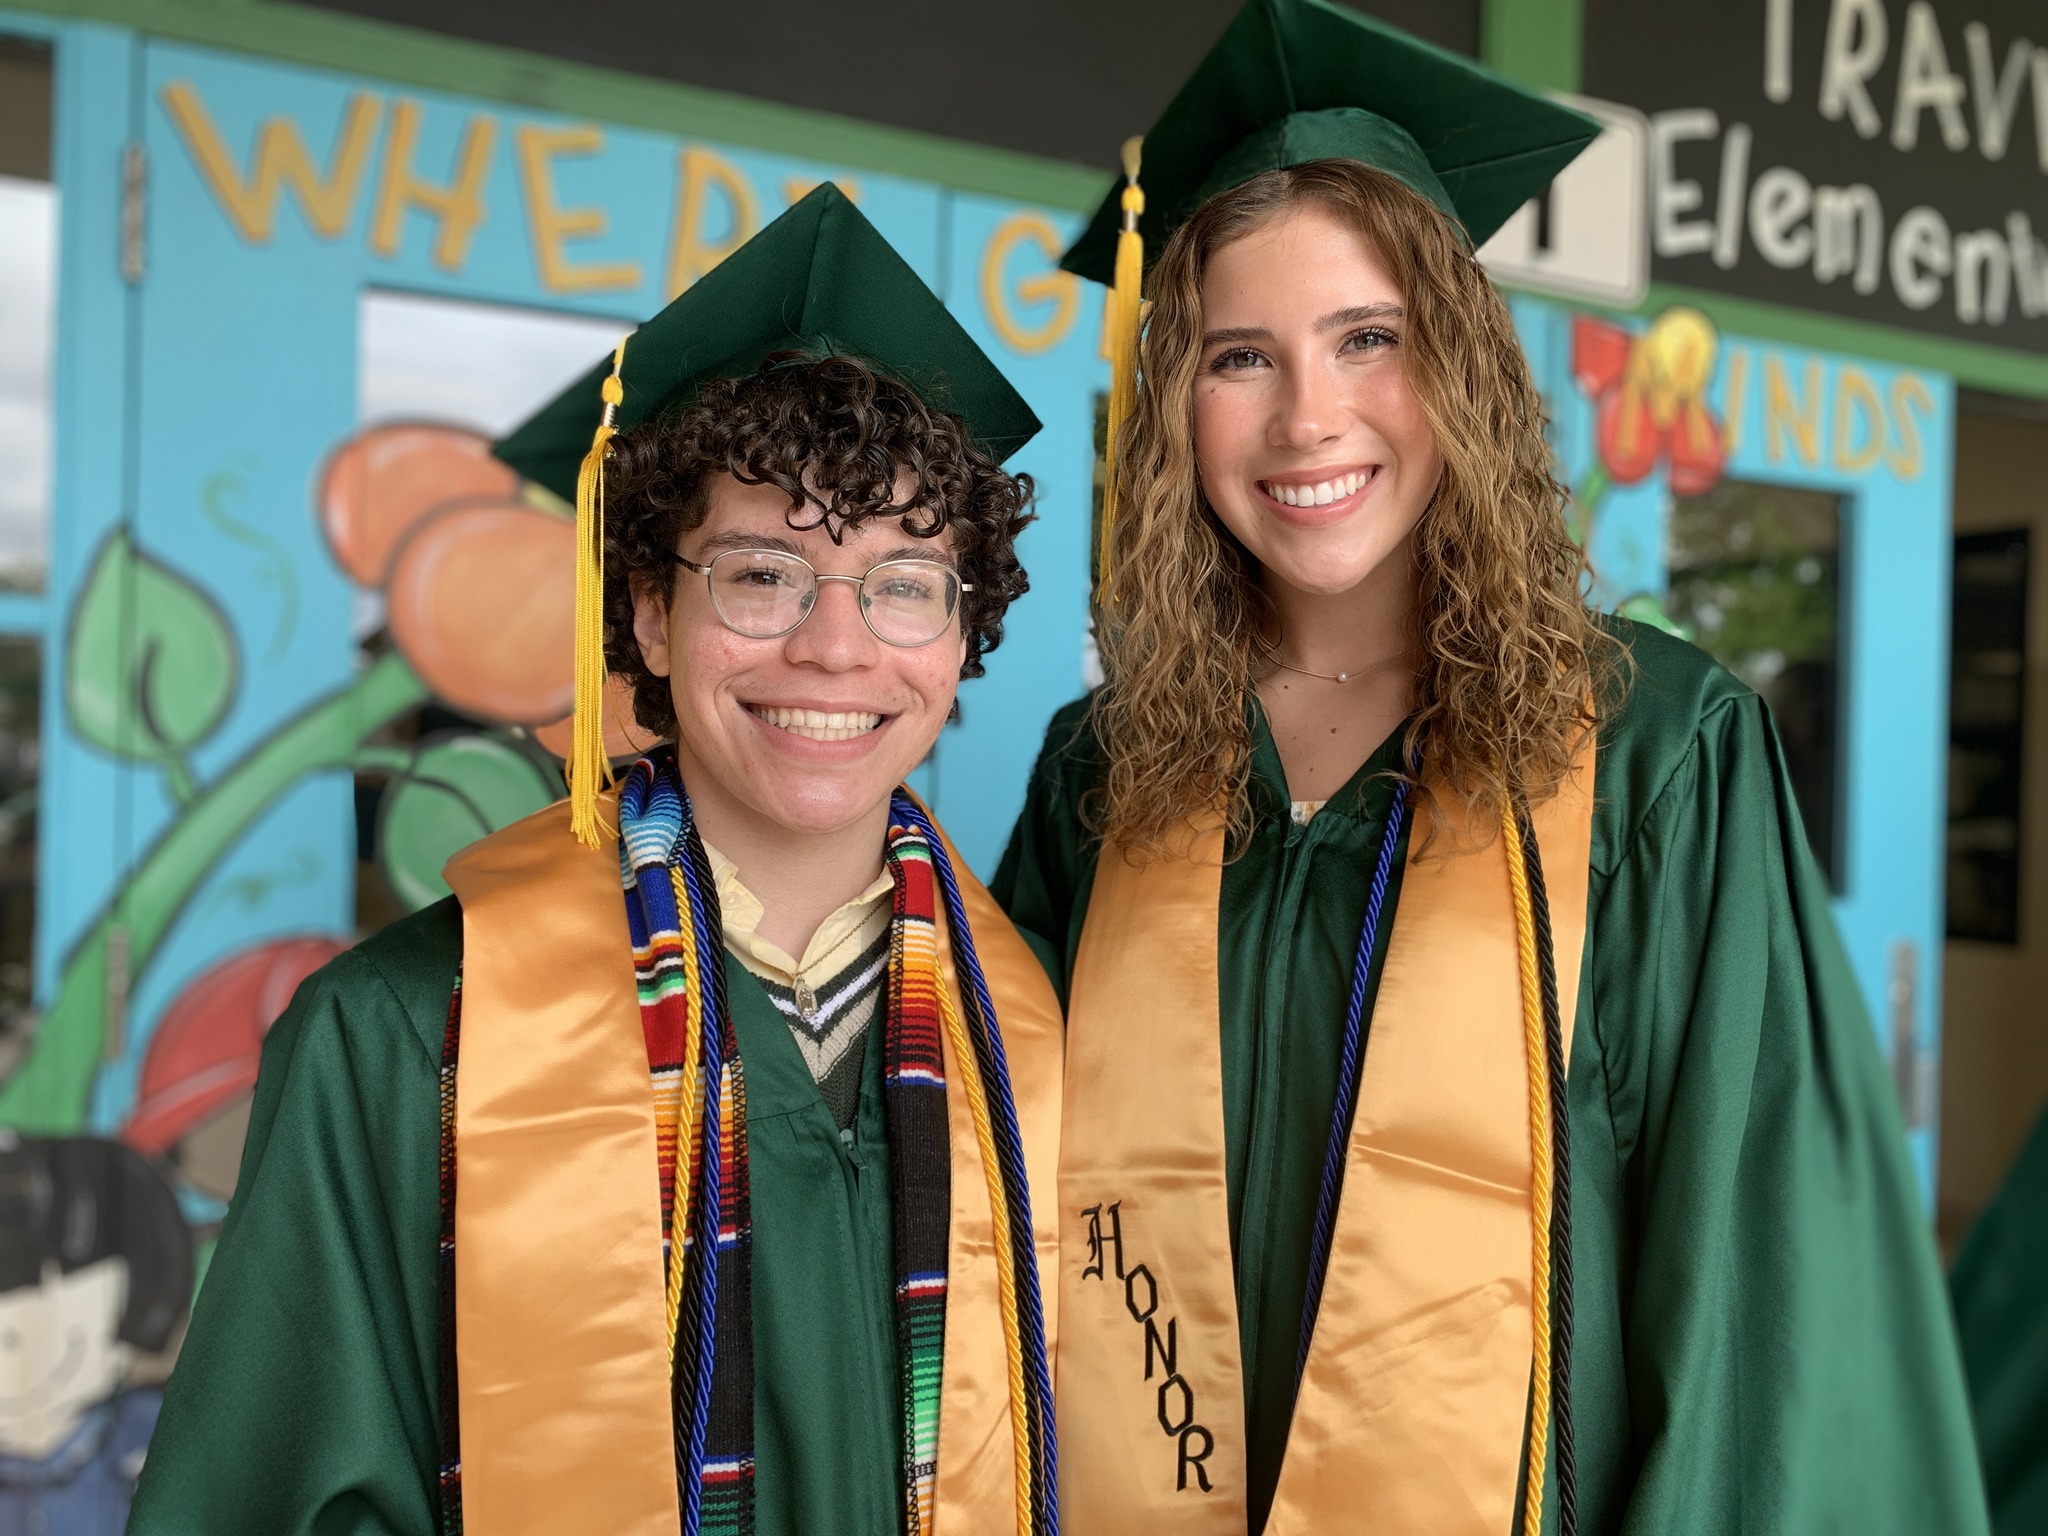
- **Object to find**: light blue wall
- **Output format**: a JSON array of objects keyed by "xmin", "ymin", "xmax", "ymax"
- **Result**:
[{"xmin": 1517, "ymin": 294, "xmax": 1955, "ymax": 1193}]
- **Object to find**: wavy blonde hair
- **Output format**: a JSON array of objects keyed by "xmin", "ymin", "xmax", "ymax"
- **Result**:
[{"xmin": 1092, "ymin": 159, "xmax": 1624, "ymax": 853}]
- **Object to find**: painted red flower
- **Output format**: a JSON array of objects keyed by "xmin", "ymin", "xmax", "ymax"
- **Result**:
[{"xmin": 1572, "ymin": 308, "xmax": 1726, "ymax": 497}]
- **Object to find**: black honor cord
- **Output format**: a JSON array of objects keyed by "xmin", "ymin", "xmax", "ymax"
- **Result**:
[{"xmin": 1517, "ymin": 796, "xmax": 1577, "ymax": 1536}]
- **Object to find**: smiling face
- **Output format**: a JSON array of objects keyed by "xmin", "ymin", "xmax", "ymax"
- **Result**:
[
  {"xmin": 0, "ymin": 1258, "xmax": 129, "ymax": 1460},
  {"xmin": 1192, "ymin": 202, "xmax": 1444, "ymax": 602},
  {"xmin": 632, "ymin": 472, "xmax": 967, "ymax": 842}
]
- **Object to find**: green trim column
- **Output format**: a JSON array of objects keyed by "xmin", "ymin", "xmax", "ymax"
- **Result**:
[{"xmin": 1482, "ymin": 0, "xmax": 1581, "ymax": 93}]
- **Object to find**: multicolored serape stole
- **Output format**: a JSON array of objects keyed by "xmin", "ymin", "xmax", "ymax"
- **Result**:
[
  {"xmin": 879, "ymin": 823, "xmax": 952, "ymax": 1531},
  {"xmin": 891, "ymin": 792, "xmax": 1058, "ymax": 1536},
  {"xmin": 619, "ymin": 755, "xmax": 753, "ymax": 1536},
  {"xmin": 616, "ymin": 754, "xmax": 1057, "ymax": 1536}
]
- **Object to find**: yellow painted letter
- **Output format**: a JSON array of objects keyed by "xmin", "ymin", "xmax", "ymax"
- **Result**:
[
  {"xmin": 1720, "ymin": 348, "xmax": 1750, "ymax": 458},
  {"xmin": 1887, "ymin": 375, "xmax": 1935, "ymax": 479},
  {"xmin": 981, "ymin": 213, "xmax": 1079, "ymax": 355},
  {"xmin": 666, "ymin": 146, "xmax": 758, "ymax": 297},
  {"xmin": 515, "ymin": 124, "xmax": 643, "ymax": 293},
  {"xmin": 370, "ymin": 100, "xmax": 497, "ymax": 271},
  {"xmin": 1762, "ymin": 355, "xmax": 1823, "ymax": 466},
  {"xmin": 1831, "ymin": 367, "xmax": 1885, "ymax": 473},
  {"xmin": 161, "ymin": 81, "xmax": 380, "ymax": 243}
]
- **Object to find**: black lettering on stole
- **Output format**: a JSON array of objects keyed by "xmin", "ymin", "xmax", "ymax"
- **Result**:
[
  {"xmin": 1077, "ymin": 1199, "xmax": 1213, "ymax": 1494},
  {"xmin": 1080, "ymin": 1201, "xmax": 1126, "ymax": 1281}
]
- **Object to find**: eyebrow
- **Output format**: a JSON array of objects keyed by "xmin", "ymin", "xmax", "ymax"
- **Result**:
[
  {"xmin": 689, "ymin": 530, "xmax": 958, "ymax": 570},
  {"xmin": 1200, "ymin": 302, "xmax": 1405, "ymax": 349},
  {"xmin": 874, "ymin": 543, "xmax": 958, "ymax": 568},
  {"xmin": 694, "ymin": 530, "xmax": 806, "ymax": 557}
]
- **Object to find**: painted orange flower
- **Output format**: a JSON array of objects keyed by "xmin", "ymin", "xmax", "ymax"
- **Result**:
[
  {"xmin": 531, "ymin": 671, "xmax": 663, "ymax": 761},
  {"xmin": 317, "ymin": 424, "xmax": 522, "ymax": 587},
  {"xmin": 384, "ymin": 499, "xmax": 577, "ymax": 726}
]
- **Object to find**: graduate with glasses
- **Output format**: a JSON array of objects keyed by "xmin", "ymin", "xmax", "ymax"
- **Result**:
[
  {"xmin": 994, "ymin": 3, "xmax": 1988, "ymax": 1533},
  {"xmin": 131, "ymin": 186, "xmax": 1060, "ymax": 1536}
]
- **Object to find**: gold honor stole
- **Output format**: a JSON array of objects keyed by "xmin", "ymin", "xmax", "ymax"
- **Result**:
[
  {"xmin": 443, "ymin": 793, "xmax": 1063, "ymax": 1535},
  {"xmin": 1057, "ymin": 759, "xmax": 1594, "ymax": 1535}
]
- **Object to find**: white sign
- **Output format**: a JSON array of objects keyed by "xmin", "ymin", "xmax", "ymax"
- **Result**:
[{"xmin": 1479, "ymin": 94, "xmax": 1649, "ymax": 308}]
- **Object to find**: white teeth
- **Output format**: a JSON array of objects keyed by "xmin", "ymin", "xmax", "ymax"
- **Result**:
[
  {"xmin": 1266, "ymin": 471, "xmax": 1369, "ymax": 507},
  {"xmin": 752, "ymin": 706, "xmax": 883, "ymax": 741}
]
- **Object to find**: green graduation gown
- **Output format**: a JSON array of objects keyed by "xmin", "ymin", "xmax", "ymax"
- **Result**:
[
  {"xmin": 1952, "ymin": 1104, "xmax": 2048, "ymax": 1536},
  {"xmin": 993, "ymin": 620, "xmax": 1988, "ymax": 1535},
  {"xmin": 127, "ymin": 897, "xmax": 910, "ymax": 1536}
]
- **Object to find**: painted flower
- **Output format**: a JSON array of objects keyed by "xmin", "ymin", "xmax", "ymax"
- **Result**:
[
  {"xmin": 317, "ymin": 424, "xmax": 522, "ymax": 587},
  {"xmin": 1572, "ymin": 307, "xmax": 1726, "ymax": 497},
  {"xmin": 383, "ymin": 498, "xmax": 577, "ymax": 726},
  {"xmin": 531, "ymin": 671, "xmax": 662, "ymax": 762}
]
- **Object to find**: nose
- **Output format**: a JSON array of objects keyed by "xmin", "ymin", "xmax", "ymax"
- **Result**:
[
  {"xmin": 1268, "ymin": 355, "xmax": 1346, "ymax": 455},
  {"xmin": 783, "ymin": 574, "xmax": 878, "ymax": 670}
]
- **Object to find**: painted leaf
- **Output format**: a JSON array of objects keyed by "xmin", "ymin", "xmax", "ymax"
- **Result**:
[
  {"xmin": 68, "ymin": 531, "xmax": 238, "ymax": 763},
  {"xmin": 378, "ymin": 733, "xmax": 561, "ymax": 911}
]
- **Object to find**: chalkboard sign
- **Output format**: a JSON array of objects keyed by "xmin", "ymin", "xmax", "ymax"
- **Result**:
[{"xmin": 1584, "ymin": 0, "xmax": 2048, "ymax": 351}]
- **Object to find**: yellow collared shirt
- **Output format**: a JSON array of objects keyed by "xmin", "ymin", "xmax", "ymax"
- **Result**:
[{"xmin": 699, "ymin": 840, "xmax": 894, "ymax": 995}]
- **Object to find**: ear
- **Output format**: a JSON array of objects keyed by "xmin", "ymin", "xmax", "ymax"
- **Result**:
[{"xmin": 632, "ymin": 582, "xmax": 673, "ymax": 678}]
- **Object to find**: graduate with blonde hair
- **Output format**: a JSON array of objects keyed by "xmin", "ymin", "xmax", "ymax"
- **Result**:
[{"xmin": 996, "ymin": 4, "xmax": 1988, "ymax": 1532}]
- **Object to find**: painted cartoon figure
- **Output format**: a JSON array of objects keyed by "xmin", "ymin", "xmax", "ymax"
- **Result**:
[{"xmin": 0, "ymin": 1134, "xmax": 191, "ymax": 1535}]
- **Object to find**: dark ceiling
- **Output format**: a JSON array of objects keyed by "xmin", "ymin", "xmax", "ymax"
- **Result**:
[{"xmin": 285, "ymin": 0, "xmax": 1479, "ymax": 168}]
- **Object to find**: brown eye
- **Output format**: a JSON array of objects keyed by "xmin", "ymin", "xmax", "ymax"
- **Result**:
[
  {"xmin": 1341, "ymin": 327, "xmax": 1398, "ymax": 354},
  {"xmin": 1210, "ymin": 347, "xmax": 1267, "ymax": 372}
]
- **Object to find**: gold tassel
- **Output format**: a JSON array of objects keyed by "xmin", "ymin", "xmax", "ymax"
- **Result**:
[
  {"xmin": 1097, "ymin": 136, "xmax": 1144, "ymax": 594},
  {"xmin": 568, "ymin": 337, "xmax": 628, "ymax": 849}
]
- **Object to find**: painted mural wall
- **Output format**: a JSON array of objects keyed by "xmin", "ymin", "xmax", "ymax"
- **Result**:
[
  {"xmin": 1516, "ymin": 291, "xmax": 1954, "ymax": 1198},
  {"xmin": 0, "ymin": 25, "xmax": 1107, "ymax": 1526},
  {"xmin": 0, "ymin": 14, "xmax": 1954, "ymax": 1528}
]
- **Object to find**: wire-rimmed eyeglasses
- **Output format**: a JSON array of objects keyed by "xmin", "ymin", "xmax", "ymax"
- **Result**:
[{"xmin": 673, "ymin": 547, "xmax": 971, "ymax": 648}]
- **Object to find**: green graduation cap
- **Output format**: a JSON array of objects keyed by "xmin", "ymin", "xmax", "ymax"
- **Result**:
[
  {"xmin": 494, "ymin": 182, "xmax": 1041, "ymax": 849},
  {"xmin": 497, "ymin": 182, "xmax": 1042, "ymax": 502},
  {"xmin": 1060, "ymin": 0, "xmax": 1601, "ymax": 283}
]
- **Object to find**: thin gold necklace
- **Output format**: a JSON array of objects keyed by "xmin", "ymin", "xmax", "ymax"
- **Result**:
[{"xmin": 1270, "ymin": 657, "xmax": 1360, "ymax": 683}]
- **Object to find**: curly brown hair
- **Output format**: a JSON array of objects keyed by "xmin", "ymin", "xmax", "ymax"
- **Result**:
[
  {"xmin": 603, "ymin": 354, "xmax": 1034, "ymax": 738},
  {"xmin": 1093, "ymin": 160, "xmax": 1626, "ymax": 854}
]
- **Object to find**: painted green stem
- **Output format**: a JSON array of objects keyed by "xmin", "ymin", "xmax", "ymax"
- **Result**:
[
  {"xmin": 0, "ymin": 649, "xmax": 430, "ymax": 1129},
  {"xmin": 1569, "ymin": 466, "xmax": 1611, "ymax": 549}
]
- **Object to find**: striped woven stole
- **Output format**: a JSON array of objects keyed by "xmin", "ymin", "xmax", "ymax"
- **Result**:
[{"xmin": 615, "ymin": 750, "xmax": 1051, "ymax": 1536}]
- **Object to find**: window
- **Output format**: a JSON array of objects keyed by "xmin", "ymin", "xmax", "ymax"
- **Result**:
[
  {"xmin": 1666, "ymin": 479, "xmax": 1847, "ymax": 886},
  {"xmin": 0, "ymin": 36, "xmax": 53, "ymax": 594},
  {"xmin": 1947, "ymin": 529, "xmax": 2028, "ymax": 944},
  {"xmin": 0, "ymin": 34, "xmax": 50, "ymax": 1073}
]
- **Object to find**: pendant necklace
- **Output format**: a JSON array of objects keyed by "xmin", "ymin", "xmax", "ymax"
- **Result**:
[{"xmin": 1271, "ymin": 657, "xmax": 1359, "ymax": 683}]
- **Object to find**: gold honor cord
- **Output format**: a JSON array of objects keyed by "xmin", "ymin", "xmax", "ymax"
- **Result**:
[
  {"xmin": 1097, "ymin": 137, "xmax": 1144, "ymax": 594},
  {"xmin": 570, "ymin": 336, "xmax": 630, "ymax": 849},
  {"xmin": 1502, "ymin": 800, "xmax": 1556, "ymax": 1536}
]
